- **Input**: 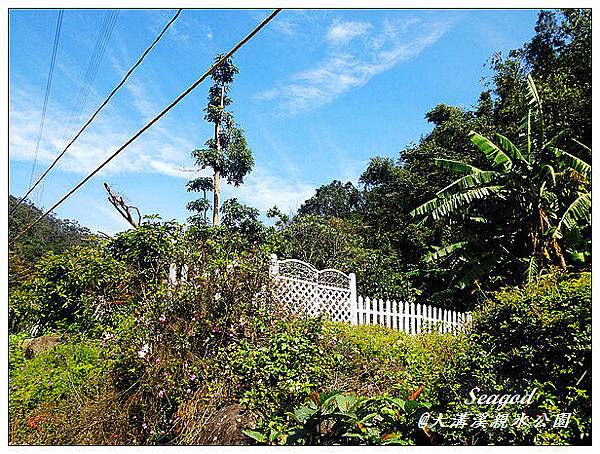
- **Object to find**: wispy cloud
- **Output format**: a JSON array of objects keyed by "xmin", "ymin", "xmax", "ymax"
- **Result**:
[
  {"xmin": 272, "ymin": 16, "xmax": 298, "ymax": 37},
  {"xmin": 257, "ymin": 16, "xmax": 453, "ymax": 116},
  {"xmin": 9, "ymin": 85, "xmax": 193, "ymax": 179},
  {"xmin": 222, "ymin": 166, "xmax": 315, "ymax": 214},
  {"xmin": 9, "ymin": 84, "xmax": 316, "ymax": 220},
  {"xmin": 327, "ymin": 19, "xmax": 371, "ymax": 44}
]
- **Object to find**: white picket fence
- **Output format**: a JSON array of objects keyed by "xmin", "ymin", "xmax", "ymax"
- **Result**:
[
  {"xmin": 270, "ymin": 254, "xmax": 471, "ymax": 334},
  {"xmin": 355, "ymin": 296, "xmax": 470, "ymax": 334}
]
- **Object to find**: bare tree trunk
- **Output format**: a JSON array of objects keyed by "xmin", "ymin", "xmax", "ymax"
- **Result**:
[
  {"xmin": 212, "ymin": 84, "xmax": 225, "ymax": 226},
  {"xmin": 103, "ymin": 182, "xmax": 141, "ymax": 228},
  {"xmin": 213, "ymin": 170, "xmax": 220, "ymax": 225}
]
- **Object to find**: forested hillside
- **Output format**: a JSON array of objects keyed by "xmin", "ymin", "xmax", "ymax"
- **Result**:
[{"xmin": 9, "ymin": 194, "xmax": 92, "ymax": 287}]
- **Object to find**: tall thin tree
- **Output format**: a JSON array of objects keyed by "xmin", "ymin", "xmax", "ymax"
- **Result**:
[{"xmin": 187, "ymin": 54, "xmax": 254, "ymax": 226}]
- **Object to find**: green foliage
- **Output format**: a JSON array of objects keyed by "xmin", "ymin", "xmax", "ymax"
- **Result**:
[
  {"xmin": 9, "ymin": 195, "xmax": 92, "ymax": 288},
  {"xmin": 410, "ymin": 77, "xmax": 591, "ymax": 291},
  {"xmin": 9, "ymin": 335, "xmax": 106, "ymax": 444},
  {"xmin": 245, "ymin": 391, "xmax": 431, "ymax": 445},
  {"xmin": 298, "ymin": 180, "xmax": 362, "ymax": 219},
  {"xmin": 221, "ymin": 198, "xmax": 267, "ymax": 241},
  {"xmin": 227, "ymin": 317, "xmax": 330, "ymax": 418},
  {"xmin": 188, "ymin": 54, "xmax": 254, "ymax": 225},
  {"xmin": 9, "ymin": 245, "xmax": 129, "ymax": 335},
  {"xmin": 273, "ymin": 215, "xmax": 419, "ymax": 300},
  {"xmin": 106, "ymin": 217, "xmax": 182, "ymax": 288},
  {"xmin": 435, "ymin": 272, "xmax": 591, "ymax": 445}
]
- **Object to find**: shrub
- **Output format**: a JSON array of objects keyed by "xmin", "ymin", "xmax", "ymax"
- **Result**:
[
  {"xmin": 434, "ymin": 272, "xmax": 591, "ymax": 445},
  {"xmin": 9, "ymin": 246, "xmax": 129, "ymax": 335},
  {"xmin": 244, "ymin": 391, "xmax": 431, "ymax": 445}
]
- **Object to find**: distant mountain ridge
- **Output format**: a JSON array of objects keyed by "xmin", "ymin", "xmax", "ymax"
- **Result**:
[{"xmin": 9, "ymin": 195, "xmax": 93, "ymax": 286}]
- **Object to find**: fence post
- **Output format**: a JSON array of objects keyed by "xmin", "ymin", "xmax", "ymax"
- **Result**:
[
  {"xmin": 269, "ymin": 253, "xmax": 279, "ymax": 277},
  {"xmin": 349, "ymin": 272, "xmax": 357, "ymax": 325},
  {"xmin": 168, "ymin": 263, "xmax": 177, "ymax": 286}
]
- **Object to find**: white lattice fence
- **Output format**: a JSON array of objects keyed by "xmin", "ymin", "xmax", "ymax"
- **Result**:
[
  {"xmin": 270, "ymin": 255, "xmax": 356, "ymax": 324},
  {"xmin": 270, "ymin": 254, "xmax": 470, "ymax": 333}
]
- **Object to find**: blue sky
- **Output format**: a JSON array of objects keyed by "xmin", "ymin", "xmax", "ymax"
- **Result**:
[{"xmin": 9, "ymin": 8, "xmax": 540, "ymax": 234}]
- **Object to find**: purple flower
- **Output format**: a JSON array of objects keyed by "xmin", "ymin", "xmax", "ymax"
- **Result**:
[
  {"xmin": 159, "ymin": 315, "xmax": 166, "ymax": 323},
  {"xmin": 158, "ymin": 389, "xmax": 166, "ymax": 398},
  {"xmin": 190, "ymin": 374, "xmax": 197, "ymax": 381}
]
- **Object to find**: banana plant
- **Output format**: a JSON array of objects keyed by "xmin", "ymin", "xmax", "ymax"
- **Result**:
[{"xmin": 411, "ymin": 75, "xmax": 591, "ymax": 286}]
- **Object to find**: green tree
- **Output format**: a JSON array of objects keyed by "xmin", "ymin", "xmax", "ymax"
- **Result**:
[
  {"xmin": 188, "ymin": 54, "xmax": 254, "ymax": 226},
  {"xmin": 8, "ymin": 195, "xmax": 92, "ymax": 289},
  {"xmin": 220, "ymin": 198, "xmax": 266, "ymax": 241},
  {"xmin": 490, "ymin": 9, "xmax": 591, "ymax": 150},
  {"xmin": 411, "ymin": 76, "xmax": 591, "ymax": 288},
  {"xmin": 298, "ymin": 180, "xmax": 362, "ymax": 219}
]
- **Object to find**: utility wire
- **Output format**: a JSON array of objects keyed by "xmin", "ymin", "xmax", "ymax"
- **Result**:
[
  {"xmin": 28, "ymin": 10, "xmax": 64, "ymax": 191},
  {"xmin": 39, "ymin": 10, "xmax": 119, "ymax": 207},
  {"xmin": 69, "ymin": 11, "xmax": 120, "ymax": 133},
  {"xmin": 10, "ymin": 9, "xmax": 181, "ymax": 216},
  {"xmin": 10, "ymin": 8, "xmax": 282, "ymax": 245}
]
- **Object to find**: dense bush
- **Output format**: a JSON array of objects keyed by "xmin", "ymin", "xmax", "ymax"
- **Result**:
[
  {"xmin": 245, "ymin": 391, "xmax": 431, "ymax": 445},
  {"xmin": 433, "ymin": 272, "xmax": 591, "ymax": 445},
  {"xmin": 9, "ymin": 245, "xmax": 129, "ymax": 335},
  {"xmin": 8, "ymin": 217, "xmax": 591, "ymax": 447}
]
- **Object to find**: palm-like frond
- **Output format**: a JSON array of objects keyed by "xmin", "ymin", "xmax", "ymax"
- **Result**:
[
  {"xmin": 572, "ymin": 138, "xmax": 591, "ymax": 156},
  {"xmin": 525, "ymin": 74, "xmax": 543, "ymax": 112},
  {"xmin": 495, "ymin": 133, "xmax": 527, "ymax": 164},
  {"xmin": 551, "ymin": 147, "xmax": 591, "ymax": 180},
  {"xmin": 469, "ymin": 132, "xmax": 512, "ymax": 171},
  {"xmin": 411, "ymin": 185, "xmax": 502, "ymax": 221},
  {"xmin": 525, "ymin": 75, "xmax": 545, "ymax": 143},
  {"xmin": 433, "ymin": 158, "xmax": 484, "ymax": 174},
  {"xmin": 436, "ymin": 171, "xmax": 497, "ymax": 197},
  {"xmin": 517, "ymin": 110, "xmax": 532, "ymax": 159},
  {"xmin": 541, "ymin": 164, "xmax": 556, "ymax": 187},
  {"xmin": 424, "ymin": 241, "xmax": 467, "ymax": 263},
  {"xmin": 555, "ymin": 192, "xmax": 591, "ymax": 237},
  {"xmin": 428, "ymin": 186, "xmax": 503, "ymax": 221},
  {"xmin": 524, "ymin": 256, "xmax": 539, "ymax": 284}
]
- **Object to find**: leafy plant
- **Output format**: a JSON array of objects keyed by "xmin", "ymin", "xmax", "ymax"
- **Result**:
[
  {"xmin": 411, "ymin": 76, "xmax": 591, "ymax": 288},
  {"xmin": 244, "ymin": 391, "xmax": 431, "ymax": 445}
]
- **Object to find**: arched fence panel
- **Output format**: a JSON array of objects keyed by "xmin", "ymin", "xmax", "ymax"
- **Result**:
[{"xmin": 270, "ymin": 254, "xmax": 471, "ymax": 333}]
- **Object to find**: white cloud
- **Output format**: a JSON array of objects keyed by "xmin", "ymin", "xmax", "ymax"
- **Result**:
[
  {"xmin": 221, "ymin": 166, "xmax": 315, "ymax": 214},
  {"xmin": 9, "ymin": 84, "xmax": 317, "ymax": 221},
  {"xmin": 327, "ymin": 19, "xmax": 371, "ymax": 44},
  {"xmin": 9, "ymin": 85, "xmax": 193, "ymax": 179},
  {"xmin": 257, "ymin": 17, "xmax": 452, "ymax": 116},
  {"xmin": 125, "ymin": 79, "xmax": 159, "ymax": 121},
  {"xmin": 273, "ymin": 17, "xmax": 297, "ymax": 37}
]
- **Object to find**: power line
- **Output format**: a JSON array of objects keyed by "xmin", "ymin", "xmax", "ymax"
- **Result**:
[
  {"xmin": 10, "ymin": 9, "xmax": 181, "ymax": 216},
  {"xmin": 28, "ymin": 9, "xmax": 64, "ymax": 191},
  {"xmin": 10, "ymin": 8, "xmax": 282, "ymax": 245},
  {"xmin": 38, "ymin": 10, "xmax": 119, "ymax": 208},
  {"xmin": 63, "ymin": 11, "xmax": 118, "ymax": 140},
  {"xmin": 70, "ymin": 10, "xmax": 120, "ymax": 132}
]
